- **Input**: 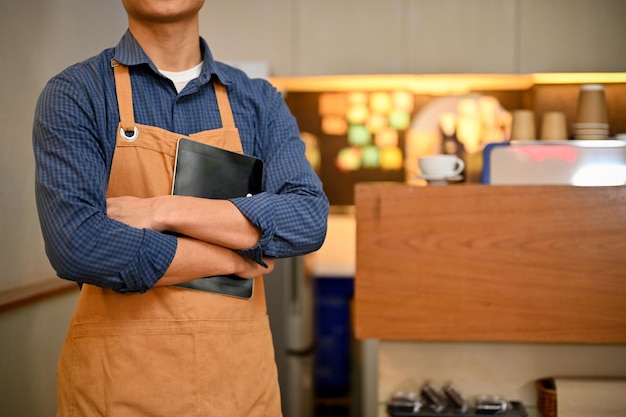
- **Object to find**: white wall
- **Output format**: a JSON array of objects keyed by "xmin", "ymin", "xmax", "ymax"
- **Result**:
[
  {"xmin": 0, "ymin": 1, "xmax": 127, "ymax": 293},
  {"xmin": 0, "ymin": 291, "xmax": 79, "ymax": 416},
  {"xmin": 0, "ymin": 1, "xmax": 126, "ymax": 415}
]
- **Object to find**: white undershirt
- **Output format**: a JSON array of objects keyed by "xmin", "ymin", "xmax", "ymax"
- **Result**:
[{"xmin": 159, "ymin": 62, "xmax": 203, "ymax": 93}]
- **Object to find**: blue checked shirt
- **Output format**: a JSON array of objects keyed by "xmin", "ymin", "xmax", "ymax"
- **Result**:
[{"xmin": 33, "ymin": 30, "xmax": 329, "ymax": 293}]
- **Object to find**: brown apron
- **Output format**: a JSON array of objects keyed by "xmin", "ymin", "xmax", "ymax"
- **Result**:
[{"xmin": 56, "ymin": 62, "xmax": 282, "ymax": 417}]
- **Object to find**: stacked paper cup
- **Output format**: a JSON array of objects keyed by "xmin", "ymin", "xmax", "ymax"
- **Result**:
[
  {"xmin": 540, "ymin": 111, "xmax": 568, "ymax": 140},
  {"xmin": 510, "ymin": 110, "xmax": 536, "ymax": 140},
  {"xmin": 573, "ymin": 84, "xmax": 609, "ymax": 140}
]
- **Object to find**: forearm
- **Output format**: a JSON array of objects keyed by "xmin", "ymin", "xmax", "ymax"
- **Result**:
[
  {"xmin": 108, "ymin": 194, "xmax": 261, "ymax": 250},
  {"xmin": 156, "ymin": 196, "xmax": 261, "ymax": 249},
  {"xmin": 156, "ymin": 236, "xmax": 272, "ymax": 286}
]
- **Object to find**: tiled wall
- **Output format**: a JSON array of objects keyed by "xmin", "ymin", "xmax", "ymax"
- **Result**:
[{"xmin": 202, "ymin": 0, "xmax": 626, "ymax": 76}]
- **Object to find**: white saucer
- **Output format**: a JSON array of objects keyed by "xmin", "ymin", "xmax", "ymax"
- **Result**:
[{"xmin": 415, "ymin": 174, "xmax": 464, "ymax": 181}]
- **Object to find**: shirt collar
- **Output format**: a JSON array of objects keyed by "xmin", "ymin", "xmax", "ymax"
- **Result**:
[{"xmin": 112, "ymin": 30, "xmax": 233, "ymax": 86}]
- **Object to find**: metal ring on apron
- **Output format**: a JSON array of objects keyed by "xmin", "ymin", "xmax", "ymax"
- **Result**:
[{"xmin": 120, "ymin": 126, "xmax": 139, "ymax": 141}]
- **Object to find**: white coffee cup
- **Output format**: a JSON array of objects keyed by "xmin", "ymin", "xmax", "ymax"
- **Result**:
[{"xmin": 418, "ymin": 155, "xmax": 465, "ymax": 178}]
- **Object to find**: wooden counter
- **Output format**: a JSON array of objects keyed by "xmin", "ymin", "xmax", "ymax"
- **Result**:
[{"xmin": 354, "ymin": 184, "xmax": 626, "ymax": 343}]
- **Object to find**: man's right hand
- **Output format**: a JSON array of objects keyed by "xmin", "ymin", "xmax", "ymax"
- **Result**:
[{"xmin": 236, "ymin": 256, "xmax": 275, "ymax": 280}]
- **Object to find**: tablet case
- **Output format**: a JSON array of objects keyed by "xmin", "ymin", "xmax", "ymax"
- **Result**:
[{"xmin": 171, "ymin": 137, "xmax": 264, "ymax": 299}]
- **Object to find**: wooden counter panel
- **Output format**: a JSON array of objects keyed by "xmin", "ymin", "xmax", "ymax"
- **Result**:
[{"xmin": 354, "ymin": 184, "xmax": 626, "ymax": 343}]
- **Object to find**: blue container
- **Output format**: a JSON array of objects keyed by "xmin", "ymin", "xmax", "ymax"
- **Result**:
[{"xmin": 313, "ymin": 277, "xmax": 354, "ymax": 397}]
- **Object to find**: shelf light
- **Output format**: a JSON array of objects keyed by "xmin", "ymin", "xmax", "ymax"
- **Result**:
[
  {"xmin": 269, "ymin": 73, "xmax": 626, "ymax": 94},
  {"xmin": 532, "ymin": 73, "xmax": 626, "ymax": 85}
]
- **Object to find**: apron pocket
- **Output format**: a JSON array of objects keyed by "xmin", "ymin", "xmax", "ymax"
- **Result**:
[
  {"xmin": 64, "ymin": 317, "xmax": 281, "ymax": 417},
  {"xmin": 196, "ymin": 321, "xmax": 280, "ymax": 417},
  {"xmin": 70, "ymin": 321, "xmax": 199, "ymax": 417}
]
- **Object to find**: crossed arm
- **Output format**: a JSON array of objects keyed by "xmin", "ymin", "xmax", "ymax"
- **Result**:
[{"xmin": 107, "ymin": 195, "xmax": 275, "ymax": 286}]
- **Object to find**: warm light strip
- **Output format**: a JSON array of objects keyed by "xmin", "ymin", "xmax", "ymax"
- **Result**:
[
  {"xmin": 269, "ymin": 74, "xmax": 533, "ymax": 94},
  {"xmin": 531, "ymin": 72, "xmax": 626, "ymax": 85},
  {"xmin": 269, "ymin": 73, "xmax": 626, "ymax": 94}
]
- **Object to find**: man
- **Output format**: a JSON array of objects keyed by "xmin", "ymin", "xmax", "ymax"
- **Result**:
[{"xmin": 32, "ymin": 1, "xmax": 329, "ymax": 416}]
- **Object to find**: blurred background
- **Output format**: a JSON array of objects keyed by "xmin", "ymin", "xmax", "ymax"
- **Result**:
[{"xmin": 1, "ymin": 1, "xmax": 625, "ymax": 416}]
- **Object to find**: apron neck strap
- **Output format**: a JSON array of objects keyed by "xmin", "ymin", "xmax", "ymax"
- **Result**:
[
  {"xmin": 111, "ymin": 60, "xmax": 135, "ymax": 133},
  {"xmin": 214, "ymin": 82, "xmax": 236, "ymax": 129},
  {"xmin": 111, "ymin": 59, "xmax": 236, "ymax": 131}
]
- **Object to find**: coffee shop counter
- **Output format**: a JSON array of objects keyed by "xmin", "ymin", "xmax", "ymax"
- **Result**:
[
  {"xmin": 354, "ymin": 182, "xmax": 626, "ymax": 343},
  {"xmin": 353, "ymin": 183, "xmax": 626, "ymax": 417}
]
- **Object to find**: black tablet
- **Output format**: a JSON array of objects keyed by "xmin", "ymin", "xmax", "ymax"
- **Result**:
[
  {"xmin": 171, "ymin": 137, "xmax": 264, "ymax": 299},
  {"xmin": 172, "ymin": 137, "xmax": 264, "ymax": 199}
]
